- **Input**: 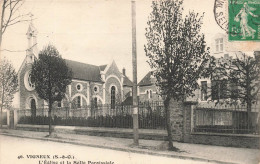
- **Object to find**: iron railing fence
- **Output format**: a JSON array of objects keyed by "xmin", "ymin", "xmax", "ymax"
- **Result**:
[
  {"xmin": 194, "ymin": 106, "xmax": 260, "ymax": 134},
  {"xmin": 17, "ymin": 101, "xmax": 166, "ymax": 129},
  {"xmin": 138, "ymin": 101, "xmax": 165, "ymax": 129}
]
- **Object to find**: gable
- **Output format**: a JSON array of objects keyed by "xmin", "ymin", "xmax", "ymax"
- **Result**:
[
  {"xmin": 18, "ymin": 58, "xmax": 28, "ymax": 77},
  {"xmin": 138, "ymin": 71, "xmax": 153, "ymax": 86},
  {"xmin": 104, "ymin": 61, "xmax": 122, "ymax": 79},
  {"xmin": 18, "ymin": 54, "xmax": 37, "ymax": 76}
]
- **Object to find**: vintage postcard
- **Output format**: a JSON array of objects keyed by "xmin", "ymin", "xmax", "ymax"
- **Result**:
[{"xmin": 0, "ymin": 0, "xmax": 259, "ymax": 164}]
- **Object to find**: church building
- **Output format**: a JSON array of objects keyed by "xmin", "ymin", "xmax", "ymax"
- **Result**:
[{"xmin": 17, "ymin": 23, "xmax": 133, "ymax": 111}]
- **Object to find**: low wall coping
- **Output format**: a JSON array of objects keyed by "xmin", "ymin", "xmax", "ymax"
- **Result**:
[
  {"xmin": 191, "ymin": 132, "xmax": 260, "ymax": 138},
  {"xmin": 17, "ymin": 124, "xmax": 167, "ymax": 136}
]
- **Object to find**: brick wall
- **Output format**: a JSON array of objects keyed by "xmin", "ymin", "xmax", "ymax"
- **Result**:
[
  {"xmin": 19, "ymin": 63, "xmax": 44, "ymax": 109},
  {"xmin": 104, "ymin": 61, "xmax": 123, "ymax": 104},
  {"xmin": 138, "ymin": 85, "xmax": 162, "ymax": 102},
  {"xmin": 70, "ymin": 81, "xmax": 88, "ymax": 99},
  {"xmin": 105, "ymin": 77, "xmax": 122, "ymax": 104},
  {"xmin": 89, "ymin": 83, "xmax": 103, "ymax": 103}
]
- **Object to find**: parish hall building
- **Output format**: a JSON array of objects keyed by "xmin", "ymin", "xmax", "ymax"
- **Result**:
[{"xmin": 17, "ymin": 23, "xmax": 133, "ymax": 111}]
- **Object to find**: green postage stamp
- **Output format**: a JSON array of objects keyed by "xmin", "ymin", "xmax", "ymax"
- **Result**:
[{"xmin": 229, "ymin": 0, "xmax": 260, "ymax": 41}]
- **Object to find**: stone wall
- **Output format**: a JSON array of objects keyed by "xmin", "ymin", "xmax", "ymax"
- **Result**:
[
  {"xmin": 188, "ymin": 133, "xmax": 259, "ymax": 149},
  {"xmin": 168, "ymin": 99, "xmax": 259, "ymax": 148},
  {"xmin": 169, "ymin": 99, "xmax": 184, "ymax": 142}
]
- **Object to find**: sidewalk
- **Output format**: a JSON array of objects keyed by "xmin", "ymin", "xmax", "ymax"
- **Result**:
[{"xmin": 0, "ymin": 128, "xmax": 259, "ymax": 164}]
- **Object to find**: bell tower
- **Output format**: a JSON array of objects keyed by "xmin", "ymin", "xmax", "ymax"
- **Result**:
[{"xmin": 26, "ymin": 17, "xmax": 38, "ymax": 63}]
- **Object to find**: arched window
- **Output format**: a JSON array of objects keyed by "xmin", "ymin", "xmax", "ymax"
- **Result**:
[
  {"xmin": 94, "ymin": 97, "xmax": 98, "ymax": 108},
  {"xmin": 57, "ymin": 101, "xmax": 62, "ymax": 108},
  {"xmin": 111, "ymin": 86, "xmax": 116, "ymax": 109},
  {"xmin": 146, "ymin": 90, "xmax": 152, "ymax": 99},
  {"xmin": 77, "ymin": 96, "xmax": 81, "ymax": 108}
]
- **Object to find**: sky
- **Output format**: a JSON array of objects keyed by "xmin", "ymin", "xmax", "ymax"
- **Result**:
[{"xmin": 2, "ymin": 0, "xmax": 224, "ymax": 81}]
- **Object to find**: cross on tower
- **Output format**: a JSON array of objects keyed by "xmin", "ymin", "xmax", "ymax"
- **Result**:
[{"xmin": 29, "ymin": 12, "xmax": 34, "ymax": 22}]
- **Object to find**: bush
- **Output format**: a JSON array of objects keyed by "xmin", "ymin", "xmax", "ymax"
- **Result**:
[{"xmin": 18, "ymin": 113, "xmax": 165, "ymax": 129}]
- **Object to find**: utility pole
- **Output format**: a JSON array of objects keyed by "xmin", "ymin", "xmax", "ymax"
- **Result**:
[{"xmin": 131, "ymin": 0, "xmax": 139, "ymax": 145}]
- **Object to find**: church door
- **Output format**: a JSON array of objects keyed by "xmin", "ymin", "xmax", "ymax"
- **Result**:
[{"xmin": 31, "ymin": 99, "xmax": 36, "ymax": 118}]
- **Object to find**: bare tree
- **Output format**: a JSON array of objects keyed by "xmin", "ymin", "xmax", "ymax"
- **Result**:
[
  {"xmin": 0, "ymin": 0, "xmax": 31, "ymax": 58},
  {"xmin": 210, "ymin": 53, "xmax": 260, "ymax": 110},
  {"xmin": 210, "ymin": 53, "xmax": 260, "ymax": 130}
]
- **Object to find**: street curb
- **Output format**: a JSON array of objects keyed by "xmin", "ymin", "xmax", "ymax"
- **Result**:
[
  {"xmin": 0, "ymin": 132, "xmax": 237, "ymax": 164},
  {"xmin": 16, "ymin": 124, "xmax": 168, "ymax": 141}
]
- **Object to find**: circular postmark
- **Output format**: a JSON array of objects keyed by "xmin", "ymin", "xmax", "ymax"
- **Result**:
[{"xmin": 214, "ymin": 0, "xmax": 229, "ymax": 32}]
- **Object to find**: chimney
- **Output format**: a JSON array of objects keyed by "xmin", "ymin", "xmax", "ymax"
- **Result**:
[
  {"xmin": 224, "ymin": 54, "xmax": 229, "ymax": 59},
  {"xmin": 122, "ymin": 68, "xmax": 126, "ymax": 76}
]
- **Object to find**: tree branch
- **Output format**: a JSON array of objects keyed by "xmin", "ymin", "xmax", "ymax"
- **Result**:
[
  {"xmin": 0, "ymin": 43, "xmax": 37, "ymax": 52},
  {"xmin": 9, "ymin": 13, "xmax": 30, "ymax": 23},
  {"xmin": 2, "ymin": 0, "xmax": 25, "ymax": 34},
  {"xmin": 3, "ymin": 18, "xmax": 32, "ymax": 29}
]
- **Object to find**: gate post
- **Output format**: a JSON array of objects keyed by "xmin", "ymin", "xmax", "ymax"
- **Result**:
[
  {"xmin": 183, "ymin": 101, "xmax": 197, "ymax": 142},
  {"xmin": 190, "ymin": 104, "xmax": 195, "ymax": 133},
  {"xmin": 169, "ymin": 99, "xmax": 185, "ymax": 142},
  {"xmin": 8, "ymin": 110, "xmax": 14, "ymax": 129},
  {"xmin": 7, "ymin": 110, "xmax": 10, "ymax": 127},
  {"xmin": 14, "ymin": 109, "xmax": 18, "ymax": 129}
]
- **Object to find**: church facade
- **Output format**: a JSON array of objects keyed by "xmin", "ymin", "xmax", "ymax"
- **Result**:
[{"xmin": 17, "ymin": 23, "xmax": 133, "ymax": 111}]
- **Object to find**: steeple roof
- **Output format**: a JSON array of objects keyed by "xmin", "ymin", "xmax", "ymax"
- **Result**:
[{"xmin": 26, "ymin": 22, "xmax": 37, "ymax": 36}]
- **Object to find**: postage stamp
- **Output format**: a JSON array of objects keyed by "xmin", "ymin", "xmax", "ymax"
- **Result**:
[{"xmin": 228, "ymin": 0, "xmax": 260, "ymax": 41}]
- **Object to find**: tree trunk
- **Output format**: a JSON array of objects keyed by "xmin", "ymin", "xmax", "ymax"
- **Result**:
[
  {"xmin": 247, "ymin": 101, "xmax": 252, "ymax": 132},
  {"xmin": 48, "ymin": 103, "xmax": 53, "ymax": 136},
  {"xmin": 0, "ymin": 106, "xmax": 2, "ymax": 128},
  {"xmin": 164, "ymin": 96, "xmax": 178, "ymax": 151},
  {"xmin": 0, "ymin": 87, "xmax": 4, "ymax": 128},
  {"xmin": 0, "ymin": 0, "xmax": 6, "ymax": 61}
]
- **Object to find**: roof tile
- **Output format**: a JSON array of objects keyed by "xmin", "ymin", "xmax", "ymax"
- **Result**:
[
  {"xmin": 65, "ymin": 59, "xmax": 102, "ymax": 82},
  {"xmin": 123, "ymin": 76, "xmax": 133, "ymax": 86},
  {"xmin": 138, "ymin": 71, "xmax": 153, "ymax": 86}
]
